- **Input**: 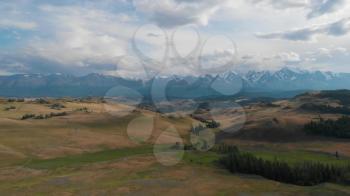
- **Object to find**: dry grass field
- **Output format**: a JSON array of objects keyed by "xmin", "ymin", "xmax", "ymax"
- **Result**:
[{"xmin": 0, "ymin": 96, "xmax": 350, "ymax": 195}]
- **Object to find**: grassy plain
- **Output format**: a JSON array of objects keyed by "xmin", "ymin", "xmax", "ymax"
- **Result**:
[{"xmin": 0, "ymin": 98, "xmax": 350, "ymax": 195}]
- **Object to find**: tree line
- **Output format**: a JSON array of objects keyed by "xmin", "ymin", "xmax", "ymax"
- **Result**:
[
  {"xmin": 217, "ymin": 144, "xmax": 350, "ymax": 186},
  {"xmin": 304, "ymin": 116, "xmax": 350, "ymax": 138},
  {"xmin": 300, "ymin": 103, "xmax": 350, "ymax": 115}
]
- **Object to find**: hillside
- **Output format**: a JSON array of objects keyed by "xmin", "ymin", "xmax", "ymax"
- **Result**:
[{"xmin": 218, "ymin": 90, "xmax": 350, "ymax": 142}]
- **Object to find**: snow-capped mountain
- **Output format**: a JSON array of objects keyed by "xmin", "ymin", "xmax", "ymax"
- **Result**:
[
  {"xmin": 242, "ymin": 68, "xmax": 350, "ymax": 92},
  {"xmin": 1, "ymin": 68, "xmax": 350, "ymax": 98}
]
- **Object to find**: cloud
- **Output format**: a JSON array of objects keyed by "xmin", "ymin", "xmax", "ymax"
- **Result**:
[
  {"xmin": 0, "ymin": 53, "xmax": 72, "ymax": 74},
  {"xmin": 302, "ymin": 47, "xmax": 350, "ymax": 71},
  {"xmin": 1, "ymin": 0, "xmax": 350, "ymax": 75},
  {"xmin": 0, "ymin": 19, "xmax": 37, "ymax": 30},
  {"xmin": 133, "ymin": 0, "xmax": 229, "ymax": 28},
  {"xmin": 147, "ymin": 33, "xmax": 160, "ymax": 37},
  {"xmin": 24, "ymin": 5, "xmax": 134, "ymax": 68},
  {"xmin": 0, "ymin": 3, "xmax": 140, "ymax": 75},
  {"xmin": 0, "ymin": 1, "xmax": 37, "ymax": 30},
  {"xmin": 274, "ymin": 52, "xmax": 301, "ymax": 65},
  {"xmin": 250, "ymin": 0, "xmax": 307, "ymax": 9},
  {"xmin": 256, "ymin": 17, "xmax": 350, "ymax": 41},
  {"xmin": 307, "ymin": 0, "xmax": 346, "ymax": 19},
  {"xmin": 306, "ymin": 47, "xmax": 349, "ymax": 60},
  {"xmin": 235, "ymin": 47, "xmax": 350, "ymax": 73},
  {"xmin": 250, "ymin": 0, "xmax": 346, "ymax": 19},
  {"xmin": 237, "ymin": 51, "xmax": 302, "ymax": 72}
]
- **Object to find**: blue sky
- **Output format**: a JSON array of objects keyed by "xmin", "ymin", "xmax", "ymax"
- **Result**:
[{"xmin": 1, "ymin": 0, "xmax": 350, "ymax": 77}]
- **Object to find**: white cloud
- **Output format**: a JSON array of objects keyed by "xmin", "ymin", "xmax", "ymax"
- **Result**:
[
  {"xmin": 250, "ymin": 0, "xmax": 347, "ymax": 19},
  {"xmin": 256, "ymin": 17, "xmax": 350, "ymax": 41},
  {"xmin": 1, "ymin": 0, "xmax": 350, "ymax": 75},
  {"xmin": 306, "ymin": 47, "xmax": 349, "ymax": 60},
  {"xmin": 133, "ymin": 0, "xmax": 229, "ymax": 28},
  {"xmin": 302, "ymin": 47, "xmax": 350, "ymax": 72},
  {"xmin": 274, "ymin": 52, "xmax": 302, "ymax": 64},
  {"xmin": 236, "ymin": 51, "xmax": 302, "ymax": 72},
  {"xmin": 307, "ymin": 0, "xmax": 346, "ymax": 19},
  {"xmin": 0, "ymin": 19, "xmax": 37, "ymax": 30},
  {"xmin": 249, "ymin": 0, "xmax": 307, "ymax": 10},
  {"xmin": 25, "ymin": 5, "xmax": 134, "ymax": 68}
]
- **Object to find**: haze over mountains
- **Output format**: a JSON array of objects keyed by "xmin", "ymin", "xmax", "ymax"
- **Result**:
[{"xmin": 1, "ymin": 68, "xmax": 350, "ymax": 98}]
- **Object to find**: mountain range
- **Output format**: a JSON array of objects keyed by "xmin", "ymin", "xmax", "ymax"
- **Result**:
[{"xmin": 1, "ymin": 68, "xmax": 350, "ymax": 98}]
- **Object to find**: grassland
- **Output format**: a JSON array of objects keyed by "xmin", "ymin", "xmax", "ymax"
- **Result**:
[
  {"xmin": 1, "ymin": 145, "xmax": 350, "ymax": 195},
  {"xmin": 0, "ymin": 98, "xmax": 350, "ymax": 195},
  {"xmin": 24, "ymin": 146, "xmax": 154, "ymax": 170}
]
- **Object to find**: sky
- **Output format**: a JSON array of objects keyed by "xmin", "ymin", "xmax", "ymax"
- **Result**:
[{"xmin": 1, "ymin": 0, "xmax": 350, "ymax": 78}]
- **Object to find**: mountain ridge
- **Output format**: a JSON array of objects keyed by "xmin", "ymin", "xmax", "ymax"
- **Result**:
[{"xmin": 1, "ymin": 68, "xmax": 350, "ymax": 98}]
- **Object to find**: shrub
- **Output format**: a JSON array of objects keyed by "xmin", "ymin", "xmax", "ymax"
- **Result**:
[
  {"xmin": 4, "ymin": 106, "xmax": 16, "ymax": 111},
  {"xmin": 49, "ymin": 112, "xmax": 67, "ymax": 117},
  {"xmin": 33, "ymin": 114, "xmax": 45, "ymax": 119},
  {"xmin": 21, "ymin": 114, "xmax": 35, "ymax": 120},
  {"xmin": 17, "ymin": 98, "xmax": 25, "ymax": 102},
  {"xmin": 75, "ymin": 107, "xmax": 90, "ymax": 113},
  {"xmin": 7, "ymin": 98, "xmax": 16, "ymax": 102},
  {"xmin": 206, "ymin": 120, "xmax": 220, "ymax": 128},
  {"xmin": 21, "ymin": 112, "xmax": 67, "ymax": 120},
  {"xmin": 35, "ymin": 98, "xmax": 49, "ymax": 104},
  {"xmin": 50, "ymin": 103, "xmax": 65, "ymax": 110}
]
